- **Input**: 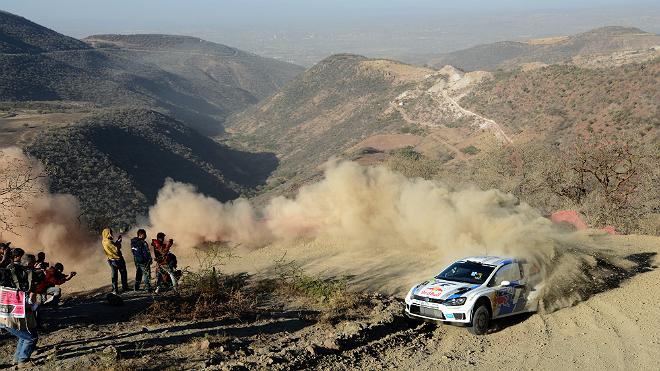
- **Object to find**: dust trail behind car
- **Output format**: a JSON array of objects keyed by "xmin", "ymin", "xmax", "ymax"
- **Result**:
[{"xmin": 146, "ymin": 160, "xmax": 633, "ymax": 312}]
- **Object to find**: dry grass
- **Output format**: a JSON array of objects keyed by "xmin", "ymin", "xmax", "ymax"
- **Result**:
[
  {"xmin": 254, "ymin": 254, "xmax": 366, "ymax": 323},
  {"xmin": 138, "ymin": 245, "xmax": 258, "ymax": 323},
  {"xmin": 138, "ymin": 245, "xmax": 367, "ymax": 324}
]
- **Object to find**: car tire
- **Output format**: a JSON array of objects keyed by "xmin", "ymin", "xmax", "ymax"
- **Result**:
[{"xmin": 469, "ymin": 304, "xmax": 490, "ymax": 335}]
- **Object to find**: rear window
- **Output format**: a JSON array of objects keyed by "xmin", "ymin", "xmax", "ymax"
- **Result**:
[{"xmin": 435, "ymin": 261, "xmax": 495, "ymax": 284}]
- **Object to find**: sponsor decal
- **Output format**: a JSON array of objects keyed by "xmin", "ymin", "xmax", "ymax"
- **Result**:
[
  {"xmin": 495, "ymin": 287, "xmax": 516, "ymax": 315},
  {"xmin": 420, "ymin": 286, "xmax": 444, "ymax": 297}
]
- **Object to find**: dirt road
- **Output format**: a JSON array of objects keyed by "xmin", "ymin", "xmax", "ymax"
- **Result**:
[
  {"xmin": 226, "ymin": 234, "xmax": 660, "ymax": 370},
  {"xmin": 1, "ymin": 235, "xmax": 657, "ymax": 370}
]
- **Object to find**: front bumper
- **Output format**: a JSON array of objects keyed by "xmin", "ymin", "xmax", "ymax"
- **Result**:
[{"xmin": 404, "ymin": 300, "xmax": 470, "ymax": 323}]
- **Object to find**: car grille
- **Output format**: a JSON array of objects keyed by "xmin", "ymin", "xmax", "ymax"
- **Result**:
[
  {"xmin": 410, "ymin": 304, "xmax": 444, "ymax": 319},
  {"xmin": 413, "ymin": 294, "xmax": 444, "ymax": 304}
]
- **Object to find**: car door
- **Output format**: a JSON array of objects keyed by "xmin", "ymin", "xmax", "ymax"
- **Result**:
[{"xmin": 490, "ymin": 262, "xmax": 527, "ymax": 317}]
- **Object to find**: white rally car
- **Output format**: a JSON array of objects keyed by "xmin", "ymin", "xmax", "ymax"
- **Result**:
[{"xmin": 404, "ymin": 256, "xmax": 539, "ymax": 335}]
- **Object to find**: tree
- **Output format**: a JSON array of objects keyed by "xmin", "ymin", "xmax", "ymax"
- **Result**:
[
  {"xmin": 544, "ymin": 135, "xmax": 657, "ymax": 232},
  {"xmin": 0, "ymin": 149, "xmax": 44, "ymax": 232}
]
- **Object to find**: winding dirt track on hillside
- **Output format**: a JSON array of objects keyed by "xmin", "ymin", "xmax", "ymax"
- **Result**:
[{"xmin": 438, "ymin": 90, "xmax": 513, "ymax": 144}]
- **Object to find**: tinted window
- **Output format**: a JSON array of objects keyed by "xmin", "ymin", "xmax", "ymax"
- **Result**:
[
  {"xmin": 490, "ymin": 263, "xmax": 522, "ymax": 286},
  {"xmin": 435, "ymin": 262, "xmax": 496, "ymax": 284}
]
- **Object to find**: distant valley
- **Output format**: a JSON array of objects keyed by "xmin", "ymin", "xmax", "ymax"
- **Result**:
[
  {"xmin": 0, "ymin": 10, "xmax": 298, "ymax": 228},
  {"xmin": 0, "ymin": 9, "xmax": 657, "ymax": 233}
]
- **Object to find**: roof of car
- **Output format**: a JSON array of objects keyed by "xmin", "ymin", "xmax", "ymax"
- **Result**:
[{"xmin": 458, "ymin": 256, "xmax": 515, "ymax": 266}]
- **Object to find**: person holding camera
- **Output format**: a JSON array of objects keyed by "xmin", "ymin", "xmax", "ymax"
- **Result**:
[
  {"xmin": 33, "ymin": 262, "xmax": 76, "ymax": 305},
  {"xmin": 101, "ymin": 227, "xmax": 128, "ymax": 294},
  {"xmin": 151, "ymin": 232, "xmax": 178, "ymax": 294},
  {"xmin": 34, "ymin": 252, "xmax": 49, "ymax": 270}
]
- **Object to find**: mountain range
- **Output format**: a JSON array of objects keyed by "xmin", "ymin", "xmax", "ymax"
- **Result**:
[
  {"xmin": 0, "ymin": 10, "xmax": 303, "ymax": 135},
  {"xmin": 0, "ymin": 9, "xmax": 657, "ymax": 232},
  {"xmin": 415, "ymin": 26, "xmax": 659, "ymax": 71},
  {"xmin": 0, "ymin": 10, "xmax": 297, "ymax": 228}
]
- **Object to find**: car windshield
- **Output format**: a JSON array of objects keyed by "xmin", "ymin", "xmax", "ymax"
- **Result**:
[{"xmin": 435, "ymin": 261, "xmax": 496, "ymax": 284}]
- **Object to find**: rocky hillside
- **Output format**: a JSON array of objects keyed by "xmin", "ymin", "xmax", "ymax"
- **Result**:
[
  {"xmin": 226, "ymin": 52, "xmax": 658, "ymax": 228},
  {"xmin": 424, "ymin": 27, "xmax": 660, "ymax": 71},
  {"xmin": 224, "ymin": 54, "xmax": 513, "ymax": 185},
  {"xmin": 461, "ymin": 58, "xmax": 659, "ymax": 143},
  {"xmin": 0, "ymin": 11, "xmax": 303, "ymax": 135},
  {"xmin": 25, "ymin": 109, "xmax": 277, "ymax": 229}
]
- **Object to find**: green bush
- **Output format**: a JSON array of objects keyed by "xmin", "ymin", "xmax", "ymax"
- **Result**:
[{"xmin": 460, "ymin": 145, "xmax": 481, "ymax": 155}]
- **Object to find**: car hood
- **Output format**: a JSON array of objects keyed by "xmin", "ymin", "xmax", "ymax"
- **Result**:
[{"xmin": 413, "ymin": 279, "xmax": 481, "ymax": 300}]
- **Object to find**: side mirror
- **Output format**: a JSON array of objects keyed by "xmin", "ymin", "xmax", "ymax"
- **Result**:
[{"xmin": 500, "ymin": 280, "xmax": 511, "ymax": 287}]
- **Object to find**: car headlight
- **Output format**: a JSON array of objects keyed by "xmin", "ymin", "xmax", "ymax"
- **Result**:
[{"xmin": 444, "ymin": 297, "xmax": 467, "ymax": 306}]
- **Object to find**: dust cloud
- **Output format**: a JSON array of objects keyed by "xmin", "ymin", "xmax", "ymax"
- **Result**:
[
  {"xmin": 146, "ymin": 180, "xmax": 268, "ymax": 250},
  {"xmin": 0, "ymin": 147, "xmax": 99, "ymax": 269},
  {"xmin": 0, "ymin": 148, "xmax": 629, "ymax": 309},
  {"xmin": 147, "ymin": 160, "xmax": 630, "ymax": 312}
]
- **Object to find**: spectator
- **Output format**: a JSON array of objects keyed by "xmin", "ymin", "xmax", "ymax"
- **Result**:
[
  {"xmin": 130, "ymin": 229, "xmax": 152, "ymax": 292},
  {"xmin": 34, "ymin": 252, "xmax": 49, "ymax": 270},
  {"xmin": 0, "ymin": 242, "xmax": 12, "ymax": 268},
  {"xmin": 151, "ymin": 232, "xmax": 178, "ymax": 293},
  {"xmin": 101, "ymin": 228, "xmax": 129, "ymax": 294},
  {"xmin": 33, "ymin": 263, "xmax": 76, "ymax": 305}
]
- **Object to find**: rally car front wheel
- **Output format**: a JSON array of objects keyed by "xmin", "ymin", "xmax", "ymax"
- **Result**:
[{"xmin": 469, "ymin": 304, "xmax": 490, "ymax": 335}]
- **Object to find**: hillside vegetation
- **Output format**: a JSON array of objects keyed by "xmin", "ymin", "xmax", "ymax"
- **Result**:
[
  {"xmin": 0, "ymin": 11, "xmax": 303, "ymax": 135},
  {"xmin": 25, "ymin": 109, "xmax": 277, "ymax": 230},
  {"xmin": 461, "ymin": 58, "xmax": 660, "ymax": 142},
  {"xmin": 225, "ymin": 54, "xmax": 419, "ymax": 180},
  {"xmin": 0, "ymin": 10, "xmax": 90, "ymax": 53}
]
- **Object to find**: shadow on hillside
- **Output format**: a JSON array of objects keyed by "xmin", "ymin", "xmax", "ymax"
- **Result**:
[{"xmin": 90, "ymin": 126, "xmax": 278, "ymax": 203}]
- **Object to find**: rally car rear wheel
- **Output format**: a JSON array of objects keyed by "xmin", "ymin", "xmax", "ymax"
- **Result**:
[{"xmin": 469, "ymin": 305, "xmax": 490, "ymax": 335}]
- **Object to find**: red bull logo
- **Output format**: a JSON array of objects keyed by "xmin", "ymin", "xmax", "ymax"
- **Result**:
[
  {"xmin": 495, "ymin": 295, "xmax": 508, "ymax": 305},
  {"xmin": 420, "ymin": 287, "xmax": 443, "ymax": 297}
]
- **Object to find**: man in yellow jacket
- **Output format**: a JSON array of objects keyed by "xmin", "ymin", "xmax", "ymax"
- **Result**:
[{"xmin": 102, "ymin": 228, "xmax": 129, "ymax": 294}]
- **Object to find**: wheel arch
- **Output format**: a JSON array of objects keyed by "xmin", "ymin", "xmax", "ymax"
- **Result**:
[{"xmin": 473, "ymin": 296, "xmax": 493, "ymax": 318}]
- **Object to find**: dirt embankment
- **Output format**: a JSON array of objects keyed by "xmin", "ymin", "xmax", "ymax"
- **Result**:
[{"xmin": 1, "ymin": 234, "xmax": 656, "ymax": 370}]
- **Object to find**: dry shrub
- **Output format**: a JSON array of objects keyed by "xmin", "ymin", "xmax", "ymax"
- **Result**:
[
  {"xmin": 264, "ymin": 255, "xmax": 365, "ymax": 323},
  {"xmin": 139, "ymin": 272, "xmax": 256, "ymax": 324},
  {"xmin": 466, "ymin": 136, "xmax": 658, "ymax": 234},
  {"xmin": 386, "ymin": 146, "xmax": 440, "ymax": 180},
  {"xmin": 138, "ymin": 245, "xmax": 257, "ymax": 323}
]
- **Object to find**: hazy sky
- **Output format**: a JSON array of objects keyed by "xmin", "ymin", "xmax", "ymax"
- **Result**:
[
  {"xmin": 3, "ymin": 0, "xmax": 658, "ymax": 29},
  {"xmin": 2, "ymin": 1, "xmax": 658, "ymax": 65}
]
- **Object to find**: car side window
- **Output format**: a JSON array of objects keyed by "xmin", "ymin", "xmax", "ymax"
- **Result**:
[{"xmin": 489, "ymin": 263, "xmax": 522, "ymax": 287}]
